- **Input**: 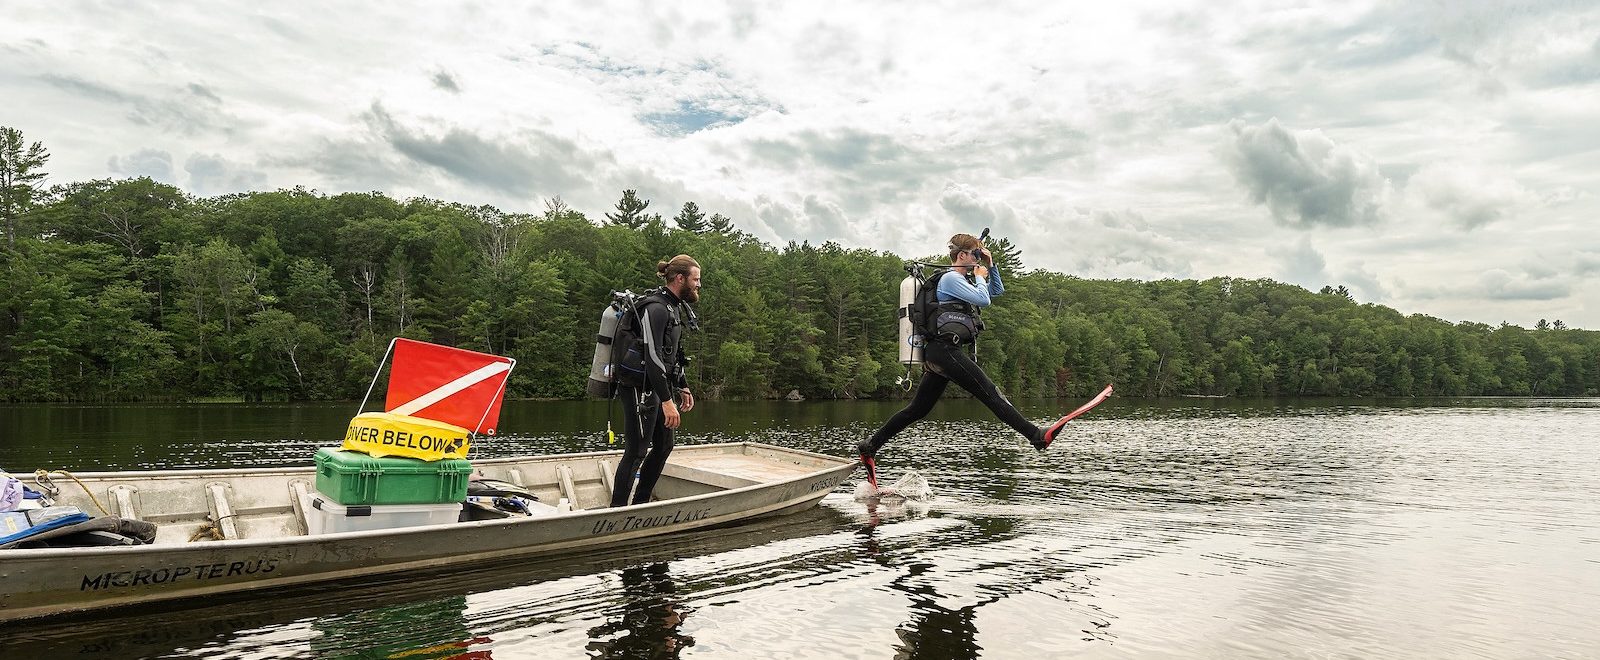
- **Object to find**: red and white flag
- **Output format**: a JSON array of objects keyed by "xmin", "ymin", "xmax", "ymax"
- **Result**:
[{"xmin": 385, "ymin": 338, "xmax": 514, "ymax": 435}]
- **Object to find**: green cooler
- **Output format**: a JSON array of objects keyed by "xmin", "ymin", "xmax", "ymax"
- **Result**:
[{"xmin": 313, "ymin": 447, "xmax": 473, "ymax": 505}]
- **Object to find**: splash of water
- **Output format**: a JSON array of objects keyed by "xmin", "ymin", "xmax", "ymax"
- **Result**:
[{"xmin": 853, "ymin": 470, "xmax": 933, "ymax": 501}]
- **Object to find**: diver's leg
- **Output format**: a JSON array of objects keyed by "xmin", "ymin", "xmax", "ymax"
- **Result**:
[
  {"xmin": 931, "ymin": 341, "xmax": 1046, "ymax": 447},
  {"xmin": 860, "ymin": 369, "xmax": 948, "ymax": 456},
  {"xmin": 630, "ymin": 420, "xmax": 675, "ymax": 505},
  {"xmin": 858, "ymin": 368, "xmax": 948, "ymax": 488},
  {"xmin": 609, "ymin": 387, "xmax": 656, "ymax": 507}
]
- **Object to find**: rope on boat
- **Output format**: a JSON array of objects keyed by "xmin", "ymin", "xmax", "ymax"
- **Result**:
[
  {"xmin": 189, "ymin": 525, "xmax": 224, "ymax": 542},
  {"xmin": 33, "ymin": 469, "xmax": 111, "ymax": 516},
  {"xmin": 189, "ymin": 513, "xmax": 238, "ymax": 542}
]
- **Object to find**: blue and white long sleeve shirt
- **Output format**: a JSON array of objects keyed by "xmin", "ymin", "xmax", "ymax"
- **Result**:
[{"xmin": 936, "ymin": 266, "xmax": 1004, "ymax": 307}]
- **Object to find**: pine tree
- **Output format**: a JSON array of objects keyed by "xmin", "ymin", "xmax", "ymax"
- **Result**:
[
  {"xmin": 0, "ymin": 126, "xmax": 51, "ymax": 249},
  {"xmin": 605, "ymin": 189, "xmax": 651, "ymax": 229},
  {"xmin": 708, "ymin": 213, "xmax": 735, "ymax": 234},
  {"xmin": 988, "ymin": 236, "xmax": 1023, "ymax": 271},
  {"xmin": 673, "ymin": 201, "xmax": 707, "ymax": 233}
]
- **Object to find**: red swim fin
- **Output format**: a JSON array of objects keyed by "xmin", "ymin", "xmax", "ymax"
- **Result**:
[{"xmin": 1040, "ymin": 384, "xmax": 1114, "ymax": 449}]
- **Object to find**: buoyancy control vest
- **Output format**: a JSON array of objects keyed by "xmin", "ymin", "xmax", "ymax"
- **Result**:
[
  {"xmin": 586, "ymin": 288, "xmax": 688, "ymax": 398},
  {"xmin": 899, "ymin": 269, "xmax": 984, "ymax": 364}
]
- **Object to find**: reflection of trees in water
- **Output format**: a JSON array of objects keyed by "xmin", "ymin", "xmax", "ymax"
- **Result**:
[
  {"xmin": 586, "ymin": 563, "xmax": 694, "ymax": 659},
  {"xmin": 858, "ymin": 508, "xmax": 1115, "ymax": 659},
  {"xmin": 310, "ymin": 594, "xmax": 493, "ymax": 659}
]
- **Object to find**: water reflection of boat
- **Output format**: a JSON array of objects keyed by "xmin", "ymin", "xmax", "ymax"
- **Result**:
[
  {"xmin": 1, "ymin": 506, "xmax": 852, "ymax": 657},
  {"xmin": 1, "ymin": 442, "xmax": 855, "ymax": 623}
]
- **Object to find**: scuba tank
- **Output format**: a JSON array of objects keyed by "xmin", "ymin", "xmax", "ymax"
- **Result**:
[
  {"xmin": 898, "ymin": 275, "xmax": 923, "ymax": 365},
  {"xmin": 586, "ymin": 294, "xmax": 633, "ymax": 398}
]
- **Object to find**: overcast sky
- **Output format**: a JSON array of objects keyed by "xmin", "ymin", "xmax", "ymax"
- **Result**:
[{"xmin": 4, "ymin": 1, "xmax": 1597, "ymax": 328}]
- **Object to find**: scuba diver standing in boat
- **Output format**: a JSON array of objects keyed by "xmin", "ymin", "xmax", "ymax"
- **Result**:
[
  {"xmin": 857, "ymin": 233, "xmax": 1085, "ymax": 488},
  {"xmin": 608, "ymin": 255, "xmax": 701, "ymax": 507}
]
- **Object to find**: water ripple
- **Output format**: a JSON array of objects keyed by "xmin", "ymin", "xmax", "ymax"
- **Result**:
[{"xmin": 4, "ymin": 398, "xmax": 1600, "ymax": 657}]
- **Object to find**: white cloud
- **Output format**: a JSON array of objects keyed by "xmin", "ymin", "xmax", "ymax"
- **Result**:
[
  {"xmin": 184, "ymin": 153, "xmax": 267, "ymax": 196},
  {"xmin": 1406, "ymin": 162, "xmax": 1532, "ymax": 230},
  {"xmin": 1220, "ymin": 118, "xmax": 1392, "ymax": 229},
  {"xmin": 1409, "ymin": 268, "xmax": 1571, "ymax": 302},
  {"xmin": 4, "ymin": 0, "xmax": 1600, "ymax": 327},
  {"xmin": 1478, "ymin": 269, "xmax": 1569, "ymax": 301},
  {"xmin": 937, "ymin": 183, "xmax": 1021, "ymax": 236},
  {"xmin": 1577, "ymin": 251, "xmax": 1600, "ymax": 277},
  {"xmin": 988, "ymin": 206, "xmax": 1195, "ymax": 280},
  {"xmin": 1339, "ymin": 260, "xmax": 1389, "ymax": 303},
  {"xmin": 800, "ymin": 195, "xmax": 849, "ymax": 239},
  {"xmin": 430, "ymin": 70, "xmax": 461, "ymax": 94},
  {"xmin": 107, "ymin": 148, "xmax": 175, "ymax": 182},
  {"xmin": 1269, "ymin": 236, "xmax": 1329, "ymax": 290}
]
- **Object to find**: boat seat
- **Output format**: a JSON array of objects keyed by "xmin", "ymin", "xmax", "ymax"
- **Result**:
[
  {"xmin": 108, "ymin": 484, "xmax": 140, "ymax": 520},
  {"xmin": 598, "ymin": 460, "xmax": 614, "ymax": 492},
  {"xmin": 205, "ymin": 482, "xmax": 240, "ymax": 540},
  {"xmin": 288, "ymin": 479, "xmax": 312, "ymax": 535},
  {"xmin": 659, "ymin": 463, "xmax": 762, "ymax": 490},
  {"xmin": 556, "ymin": 466, "xmax": 580, "ymax": 510}
]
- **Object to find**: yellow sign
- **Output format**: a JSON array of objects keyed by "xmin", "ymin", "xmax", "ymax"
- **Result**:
[{"xmin": 342, "ymin": 412, "xmax": 471, "ymax": 461}]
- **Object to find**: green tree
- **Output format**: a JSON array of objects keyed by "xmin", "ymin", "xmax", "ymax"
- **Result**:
[
  {"xmin": 414, "ymin": 225, "xmax": 479, "ymax": 346},
  {"xmin": 242, "ymin": 308, "xmax": 327, "ymax": 398},
  {"xmin": 166, "ymin": 239, "xmax": 257, "ymax": 394},
  {"xmin": 605, "ymin": 189, "xmax": 651, "ymax": 229},
  {"xmin": 376, "ymin": 248, "xmax": 417, "ymax": 335},
  {"xmin": 987, "ymin": 236, "xmax": 1023, "ymax": 272},
  {"xmin": 44, "ymin": 178, "xmax": 189, "ymax": 260},
  {"xmin": 673, "ymin": 201, "xmax": 707, "ymax": 233},
  {"xmin": 512, "ymin": 257, "xmax": 578, "ymax": 397},
  {"xmin": 0, "ymin": 126, "xmax": 50, "ymax": 249},
  {"xmin": 282, "ymin": 257, "xmax": 344, "ymax": 330},
  {"xmin": 6, "ymin": 154, "xmax": 1600, "ymax": 402},
  {"xmin": 88, "ymin": 281, "xmax": 177, "ymax": 399}
]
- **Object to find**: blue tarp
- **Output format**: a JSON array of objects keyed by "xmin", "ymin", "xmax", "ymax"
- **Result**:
[{"xmin": 0, "ymin": 506, "xmax": 92, "ymax": 546}]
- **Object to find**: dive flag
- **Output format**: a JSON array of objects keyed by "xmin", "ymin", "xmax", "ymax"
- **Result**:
[{"xmin": 385, "ymin": 339, "xmax": 514, "ymax": 435}]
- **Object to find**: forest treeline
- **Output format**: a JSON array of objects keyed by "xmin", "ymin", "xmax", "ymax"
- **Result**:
[{"xmin": 2, "ymin": 129, "xmax": 1597, "ymax": 402}]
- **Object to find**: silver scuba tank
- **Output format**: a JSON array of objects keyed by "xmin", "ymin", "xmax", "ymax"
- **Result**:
[
  {"xmin": 898, "ymin": 275, "xmax": 923, "ymax": 365},
  {"xmin": 586, "ymin": 299, "xmax": 627, "ymax": 398}
]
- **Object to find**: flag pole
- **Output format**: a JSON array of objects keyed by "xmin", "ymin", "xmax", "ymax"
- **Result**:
[{"xmin": 357, "ymin": 337, "xmax": 400, "ymax": 416}]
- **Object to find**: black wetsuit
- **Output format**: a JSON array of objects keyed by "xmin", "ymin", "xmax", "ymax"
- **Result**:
[
  {"xmin": 862, "ymin": 339, "xmax": 1044, "ymax": 454},
  {"xmin": 862, "ymin": 269, "xmax": 1043, "ymax": 454},
  {"xmin": 611, "ymin": 288, "xmax": 690, "ymax": 507}
]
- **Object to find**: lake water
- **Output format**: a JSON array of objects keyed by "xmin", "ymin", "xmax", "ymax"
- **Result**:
[{"xmin": 2, "ymin": 397, "xmax": 1598, "ymax": 658}]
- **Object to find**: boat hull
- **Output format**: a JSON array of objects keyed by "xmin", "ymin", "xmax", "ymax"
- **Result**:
[{"xmin": 1, "ymin": 442, "xmax": 856, "ymax": 622}]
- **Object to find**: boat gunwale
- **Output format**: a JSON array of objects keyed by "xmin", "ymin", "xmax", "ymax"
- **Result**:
[{"xmin": 36, "ymin": 441, "xmax": 846, "ymax": 480}]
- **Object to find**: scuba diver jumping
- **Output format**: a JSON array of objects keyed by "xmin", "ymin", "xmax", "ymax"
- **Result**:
[{"xmin": 858, "ymin": 233, "xmax": 1103, "ymax": 488}]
